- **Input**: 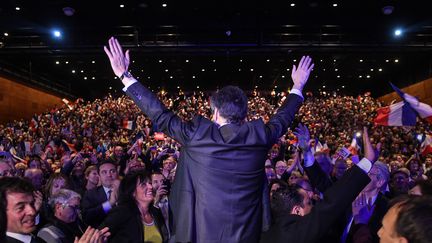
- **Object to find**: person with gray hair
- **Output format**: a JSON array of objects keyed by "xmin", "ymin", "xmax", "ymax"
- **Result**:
[{"xmin": 37, "ymin": 189, "xmax": 86, "ymax": 243}]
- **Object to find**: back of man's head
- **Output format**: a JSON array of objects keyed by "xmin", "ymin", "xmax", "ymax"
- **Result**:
[
  {"xmin": 392, "ymin": 195, "xmax": 432, "ymax": 243},
  {"xmin": 270, "ymin": 185, "xmax": 304, "ymax": 217},
  {"xmin": 210, "ymin": 86, "xmax": 248, "ymax": 124}
]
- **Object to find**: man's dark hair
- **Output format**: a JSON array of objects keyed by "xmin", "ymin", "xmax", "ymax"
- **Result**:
[
  {"xmin": 270, "ymin": 185, "xmax": 304, "ymax": 216},
  {"xmin": 0, "ymin": 177, "xmax": 35, "ymax": 231},
  {"xmin": 210, "ymin": 86, "xmax": 248, "ymax": 124},
  {"xmin": 391, "ymin": 195, "xmax": 432, "ymax": 243},
  {"xmin": 97, "ymin": 160, "xmax": 117, "ymax": 172},
  {"xmin": 415, "ymin": 180, "xmax": 432, "ymax": 196}
]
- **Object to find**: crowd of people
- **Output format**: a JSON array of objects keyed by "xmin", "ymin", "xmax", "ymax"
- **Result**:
[{"xmin": 0, "ymin": 38, "xmax": 431, "ymax": 243}]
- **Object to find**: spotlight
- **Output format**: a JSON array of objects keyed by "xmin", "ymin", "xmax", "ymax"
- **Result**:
[
  {"xmin": 394, "ymin": 29, "xmax": 402, "ymax": 37},
  {"xmin": 52, "ymin": 30, "xmax": 62, "ymax": 38}
]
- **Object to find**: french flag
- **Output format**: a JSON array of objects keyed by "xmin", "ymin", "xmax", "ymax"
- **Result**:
[
  {"xmin": 348, "ymin": 137, "xmax": 361, "ymax": 155},
  {"xmin": 421, "ymin": 134, "xmax": 432, "ymax": 156},
  {"xmin": 374, "ymin": 83, "xmax": 432, "ymax": 126},
  {"xmin": 122, "ymin": 119, "xmax": 135, "ymax": 130}
]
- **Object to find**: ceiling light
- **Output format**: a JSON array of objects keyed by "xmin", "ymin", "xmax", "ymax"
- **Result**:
[
  {"xmin": 394, "ymin": 29, "xmax": 402, "ymax": 37},
  {"xmin": 192, "ymin": 76, "xmax": 196, "ymax": 79},
  {"xmin": 201, "ymin": 69, "xmax": 205, "ymax": 72},
  {"xmin": 366, "ymin": 75, "xmax": 371, "ymax": 78},
  {"xmin": 213, "ymin": 59, "xmax": 216, "ymax": 63},
  {"xmin": 333, "ymin": 59, "xmax": 337, "ymax": 62},
  {"xmin": 84, "ymin": 77, "xmax": 88, "ymax": 80},
  {"xmin": 379, "ymin": 68, "xmax": 383, "ymax": 72},
  {"xmin": 395, "ymin": 59, "xmax": 399, "ymax": 63},
  {"xmin": 197, "ymin": 86, "xmax": 199, "ymax": 89},
  {"xmin": 293, "ymin": 59, "xmax": 297, "ymax": 62},
  {"xmin": 52, "ymin": 30, "xmax": 62, "ymax": 38},
  {"xmin": 55, "ymin": 61, "xmax": 60, "ymax": 65},
  {"xmin": 120, "ymin": 4, "xmax": 124, "ymax": 8},
  {"xmin": 320, "ymin": 59, "xmax": 323, "ymax": 62},
  {"xmin": 323, "ymin": 85, "xmax": 326, "ymax": 88},
  {"xmin": 250, "ymin": 68, "xmax": 254, "ymax": 71},
  {"xmin": 290, "ymin": 3, "xmax": 295, "ymax": 7},
  {"xmin": 109, "ymin": 87, "xmax": 112, "ymax": 90},
  {"xmin": 259, "ymin": 75, "xmax": 263, "ymax": 78},
  {"xmin": 4, "ymin": 33, "xmax": 8, "ymax": 36},
  {"xmin": 335, "ymin": 69, "xmax": 338, "ymax": 71},
  {"xmin": 72, "ymin": 70, "xmax": 76, "ymax": 73},
  {"xmin": 92, "ymin": 77, "xmax": 95, "ymax": 80},
  {"xmin": 92, "ymin": 60, "xmax": 95, "ymax": 64},
  {"xmin": 15, "ymin": 7, "xmax": 20, "ymax": 11},
  {"xmin": 385, "ymin": 59, "xmax": 389, "ymax": 62},
  {"xmin": 359, "ymin": 75, "xmax": 362, "ymax": 78},
  {"xmin": 159, "ymin": 60, "xmax": 162, "ymax": 63},
  {"xmin": 333, "ymin": 3, "xmax": 338, "ymax": 7},
  {"xmin": 177, "ymin": 86, "xmax": 180, "ymax": 89},
  {"xmin": 162, "ymin": 3, "xmax": 167, "ymax": 7},
  {"xmin": 170, "ymin": 76, "xmax": 173, "ymax": 79},
  {"xmin": 370, "ymin": 68, "xmax": 374, "ymax": 71},
  {"xmin": 282, "ymin": 75, "xmax": 285, "ymax": 78},
  {"xmin": 240, "ymin": 59, "xmax": 243, "ymax": 62},
  {"xmin": 80, "ymin": 70, "xmax": 84, "ymax": 73},
  {"xmin": 266, "ymin": 59, "xmax": 270, "ymax": 62},
  {"xmin": 165, "ymin": 69, "xmax": 169, "ymax": 72},
  {"xmin": 337, "ymin": 75, "xmax": 340, "ymax": 78},
  {"xmin": 238, "ymin": 68, "xmax": 241, "ymax": 71},
  {"xmin": 65, "ymin": 61, "xmax": 69, "ymax": 64},
  {"xmin": 214, "ymin": 69, "xmax": 217, "ymax": 71},
  {"xmin": 185, "ymin": 59, "xmax": 189, "ymax": 63},
  {"xmin": 359, "ymin": 59, "xmax": 363, "ymax": 62}
]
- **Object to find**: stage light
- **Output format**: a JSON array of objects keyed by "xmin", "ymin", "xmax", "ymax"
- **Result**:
[
  {"xmin": 379, "ymin": 68, "xmax": 383, "ymax": 72},
  {"xmin": 201, "ymin": 69, "xmax": 205, "ymax": 72},
  {"xmin": 92, "ymin": 60, "xmax": 95, "ymax": 64},
  {"xmin": 395, "ymin": 59, "xmax": 399, "ymax": 63},
  {"xmin": 250, "ymin": 68, "xmax": 254, "ymax": 71},
  {"xmin": 385, "ymin": 59, "xmax": 389, "ymax": 62},
  {"xmin": 394, "ymin": 29, "xmax": 402, "ymax": 37},
  {"xmin": 240, "ymin": 59, "xmax": 243, "ymax": 62},
  {"xmin": 290, "ymin": 3, "xmax": 295, "ymax": 7},
  {"xmin": 335, "ymin": 69, "xmax": 338, "ymax": 71},
  {"xmin": 337, "ymin": 75, "xmax": 340, "ymax": 78},
  {"xmin": 286, "ymin": 68, "xmax": 290, "ymax": 71},
  {"xmin": 323, "ymin": 85, "xmax": 326, "ymax": 88},
  {"xmin": 259, "ymin": 75, "xmax": 263, "ymax": 78},
  {"xmin": 52, "ymin": 30, "xmax": 62, "ymax": 38},
  {"xmin": 84, "ymin": 77, "xmax": 87, "ymax": 80},
  {"xmin": 333, "ymin": 3, "xmax": 338, "ymax": 7},
  {"xmin": 282, "ymin": 75, "xmax": 285, "ymax": 78},
  {"xmin": 72, "ymin": 70, "xmax": 76, "ymax": 73},
  {"xmin": 15, "ymin": 7, "xmax": 20, "ymax": 11},
  {"xmin": 214, "ymin": 69, "xmax": 217, "ymax": 71},
  {"xmin": 213, "ymin": 59, "xmax": 216, "ymax": 62},
  {"xmin": 92, "ymin": 77, "xmax": 95, "ymax": 80},
  {"xmin": 185, "ymin": 59, "xmax": 189, "ymax": 63},
  {"xmin": 162, "ymin": 3, "xmax": 167, "ymax": 7},
  {"xmin": 342, "ymin": 85, "xmax": 345, "ymax": 88},
  {"xmin": 359, "ymin": 59, "xmax": 363, "ymax": 62},
  {"xmin": 80, "ymin": 70, "xmax": 84, "ymax": 73},
  {"xmin": 170, "ymin": 76, "xmax": 173, "ymax": 79},
  {"xmin": 4, "ymin": 33, "xmax": 8, "ymax": 36},
  {"xmin": 370, "ymin": 68, "xmax": 374, "ymax": 71},
  {"xmin": 120, "ymin": 4, "xmax": 124, "ymax": 8},
  {"xmin": 266, "ymin": 59, "xmax": 270, "ymax": 62},
  {"xmin": 192, "ymin": 76, "xmax": 196, "ymax": 79},
  {"xmin": 65, "ymin": 61, "xmax": 69, "ymax": 64},
  {"xmin": 159, "ymin": 60, "xmax": 162, "ymax": 63},
  {"xmin": 366, "ymin": 75, "xmax": 371, "ymax": 78},
  {"xmin": 165, "ymin": 69, "xmax": 169, "ymax": 72}
]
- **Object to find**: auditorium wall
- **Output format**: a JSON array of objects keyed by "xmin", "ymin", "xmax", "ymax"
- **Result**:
[
  {"xmin": 378, "ymin": 78, "xmax": 432, "ymax": 105},
  {"xmin": 0, "ymin": 76, "xmax": 63, "ymax": 124}
]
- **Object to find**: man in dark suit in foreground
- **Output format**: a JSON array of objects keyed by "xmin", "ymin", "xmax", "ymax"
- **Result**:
[
  {"xmin": 260, "ymin": 125, "xmax": 376, "ymax": 243},
  {"xmin": 104, "ymin": 37, "xmax": 314, "ymax": 243}
]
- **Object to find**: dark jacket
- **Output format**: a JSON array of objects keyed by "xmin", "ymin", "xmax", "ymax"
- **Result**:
[
  {"xmin": 37, "ymin": 217, "xmax": 86, "ymax": 243},
  {"xmin": 260, "ymin": 165, "xmax": 370, "ymax": 243},
  {"xmin": 126, "ymin": 81, "xmax": 303, "ymax": 243},
  {"xmin": 99, "ymin": 202, "xmax": 169, "ymax": 243},
  {"xmin": 81, "ymin": 186, "xmax": 109, "ymax": 227}
]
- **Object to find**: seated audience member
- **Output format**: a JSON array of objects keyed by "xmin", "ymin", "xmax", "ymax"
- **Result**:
[
  {"xmin": 100, "ymin": 170, "xmax": 169, "ymax": 243},
  {"xmin": 409, "ymin": 180, "xmax": 432, "ymax": 196},
  {"xmin": 0, "ymin": 160, "xmax": 14, "ymax": 178},
  {"xmin": 82, "ymin": 161, "xmax": 119, "ymax": 227},
  {"xmin": 24, "ymin": 168, "xmax": 44, "ymax": 191},
  {"xmin": 0, "ymin": 177, "xmax": 41, "ymax": 243},
  {"xmin": 378, "ymin": 195, "xmax": 432, "ymax": 243},
  {"xmin": 84, "ymin": 165, "xmax": 99, "ymax": 192},
  {"xmin": 37, "ymin": 189, "xmax": 86, "ymax": 243},
  {"xmin": 389, "ymin": 168, "xmax": 411, "ymax": 197},
  {"xmin": 260, "ymin": 125, "xmax": 375, "ymax": 243}
]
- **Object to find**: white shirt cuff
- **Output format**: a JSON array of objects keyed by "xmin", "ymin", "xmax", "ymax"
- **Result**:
[
  {"xmin": 102, "ymin": 201, "xmax": 112, "ymax": 213},
  {"xmin": 356, "ymin": 158, "xmax": 372, "ymax": 174},
  {"xmin": 303, "ymin": 150, "xmax": 315, "ymax": 167},
  {"xmin": 122, "ymin": 77, "xmax": 138, "ymax": 92},
  {"xmin": 289, "ymin": 88, "xmax": 304, "ymax": 100}
]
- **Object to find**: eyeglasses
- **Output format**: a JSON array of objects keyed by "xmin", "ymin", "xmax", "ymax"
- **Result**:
[{"xmin": 62, "ymin": 203, "xmax": 80, "ymax": 211}]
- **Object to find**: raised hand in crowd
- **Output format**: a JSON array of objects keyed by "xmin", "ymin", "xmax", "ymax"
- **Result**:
[
  {"xmin": 74, "ymin": 227, "xmax": 110, "ymax": 243},
  {"xmin": 352, "ymin": 192, "xmax": 375, "ymax": 225},
  {"xmin": 362, "ymin": 126, "xmax": 376, "ymax": 163},
  {"xmin": 33, "ymin": 190, "xmax": 43, "ymax": 212}
]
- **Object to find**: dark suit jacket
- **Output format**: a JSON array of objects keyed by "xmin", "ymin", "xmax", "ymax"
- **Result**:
[
  {"xmin": 126, "ymin": 82, "xmax": 303, "ymax": 243},
  {"xmin": 81, "ymin": 186, "xmax": 109, "ymax": 227},
  {"xmin": 99, "ymin": 202, "xmax": 169, "ymax": 243},
  {"xmin": 5, "ymin": 235, "xmax": 46, "ymax": 243},
  {"xmin": 304, "ymin": 162, "xmax": 389, "ymax": 243},
  {"xmin": 260, "ymin": 165, "xmax": 370, "ymax": 243}
]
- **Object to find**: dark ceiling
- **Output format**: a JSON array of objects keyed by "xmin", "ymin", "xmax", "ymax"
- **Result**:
[{"xmin": 1, "ymin": 0, "xmax": 432, "ymax": 99}]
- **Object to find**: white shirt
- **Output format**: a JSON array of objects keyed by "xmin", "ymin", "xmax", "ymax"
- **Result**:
[{"xmin": 6, "ymin": 232, "xmax": 32, "ymax": 243}]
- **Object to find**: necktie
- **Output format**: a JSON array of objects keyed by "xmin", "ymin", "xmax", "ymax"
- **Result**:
[{"xmin": 107, "ymin": 189, "xmax": 112, "ymax": 200}]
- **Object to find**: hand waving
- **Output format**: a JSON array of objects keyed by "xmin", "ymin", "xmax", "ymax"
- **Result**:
[
  {"xmin": 291, "ymin": 56, "xmax": 314, "ymax": 92},
  {"xmin": 104, "ymin": 37, "xmax": 130, "ymax": 78},
  {"xmin": 294, "ymin": 123, "xmax": 311, "ymax": 152}
]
